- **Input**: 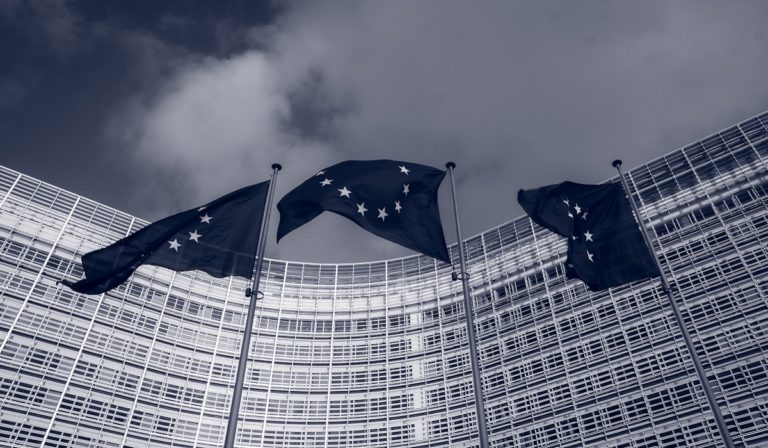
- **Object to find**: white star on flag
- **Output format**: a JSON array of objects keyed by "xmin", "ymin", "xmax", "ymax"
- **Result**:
[
  {"xmin": 357, "ymin": 202, "xmax": 368, "ymax": 216},
  {"xmin": 189, "ymin": 230, "xmax": 202, "ymax": 242},
  {"xmin": 315, "ymin": 170, "xmax": 325, "ymax": 176},
  {"xmin": 403, "ymin": 184, "xmax": 410, "ymax": 196},
  {"xmin": 378, "ymin": 207, "xmax": 388, "ymax": 221},
  {"xmin": 395, "ymin": 201, "xmax": 402, "ymax": 213},
  {"xmin": 399, "ymin": 165, "xmax": 410, "ymax": 175},
  {"xmin": 168, "ymin": 239, "xmax": 181, "ymax": 251},
  {"xmin": 565, "ymin": 198, "xmax": 595, "ymax": 263},
  {"xmin": 197, "ymin": 206, "xmax": 206, "ymax": 211},
  {"xmin": 320, "ymin": 178, "xmax": 333, "ymax": 187},
  {"xmin": 338, "ymin": 186, "xmax": 351, "ymax": 198},
  {"xmin": 200, "ymin": 214, "xmax": 212, "ymax": 224}
]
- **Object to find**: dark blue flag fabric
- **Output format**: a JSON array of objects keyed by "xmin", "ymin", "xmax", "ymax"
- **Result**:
[
  {"xmin": 518, "ymin": 181, "xmax": 660, "ymax": 290},
  {"xmin": 277, "ymin": 160, "xmax": 451, "ymax": 263},
  {"xmin": 62, "ymin": 182, "xmax": 270, "ymax": 295}
]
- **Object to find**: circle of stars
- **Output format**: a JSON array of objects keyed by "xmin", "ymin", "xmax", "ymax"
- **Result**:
[
  {"xmin": 563, "ymin": 197, "xmax": 596, "ymax": 263},
  {"xmin": 317, "ymin": 163, "xmax": 413, "ymax": 225}
]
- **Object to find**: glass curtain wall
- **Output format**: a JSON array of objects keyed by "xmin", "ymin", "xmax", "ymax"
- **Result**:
[{"xmin": 1, "ymin": 111, "xmax": 768, "ymax": 447}]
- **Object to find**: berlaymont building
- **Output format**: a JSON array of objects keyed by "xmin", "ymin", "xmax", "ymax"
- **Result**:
[{"xmin": 2, "ymin": 111, "xmax": 768, "ymax": 448}]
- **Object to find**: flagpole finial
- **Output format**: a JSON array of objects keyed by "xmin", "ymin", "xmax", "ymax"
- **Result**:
[
  {"xmin": 272, "ymin": 163, "xmax": 282, "ymax": 171},
  {"xmin": 445, "ymin": 162, "xmax": 456, "ymax": 170},
  {"xmin": 612, "ymin": 159, "xmax": 623, "ymax": 168}
]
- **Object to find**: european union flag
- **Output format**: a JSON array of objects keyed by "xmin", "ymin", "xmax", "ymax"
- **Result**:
[
  {"xmin": 518, "ymin": 181, "xmax": 660, "ymax": 290},
  {"xmin": 62, "ymin": 182, "xmax": 270, "ymax": 295},
  {"xmin": 277, "ymin": 160, "xmax": 451, "ymax": 263}
]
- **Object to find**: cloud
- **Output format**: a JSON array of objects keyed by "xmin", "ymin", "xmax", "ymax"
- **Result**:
[
  {"xmin": 269, "ymin": 0, "xmax": 768, "ymax": 240},
  {"xmin": 113, "ymin": 49, "xmax": 340, "ymax": 195},
  {"xmin": 107, "ymin": 46, "xmax": 348, "ymax": 260},
  {"xmin": 109, "ymin": 0, "xmax": 768, "ymax": 262}
]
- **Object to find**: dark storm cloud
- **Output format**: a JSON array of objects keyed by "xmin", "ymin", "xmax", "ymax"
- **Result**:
[
  {"xmin": 2, "ymin": 1, "xmax": 767, "ymax": 263},
  {"xmin": 0, "ymin": 1, "xmax": 280, "ymax": 216}
]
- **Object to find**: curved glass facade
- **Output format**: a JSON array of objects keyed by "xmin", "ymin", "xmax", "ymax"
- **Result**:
[{"xmin": 2, "ymin": 111, "xmax": 768, "ymax": 447}]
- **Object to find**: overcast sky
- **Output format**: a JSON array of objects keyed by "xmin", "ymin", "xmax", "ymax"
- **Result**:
[{"xmin": 2, "ymin": 0, "xmax": 767, "ymax": 263}]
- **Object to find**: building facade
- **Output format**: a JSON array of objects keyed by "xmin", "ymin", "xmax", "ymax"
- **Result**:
[{"xmin": 2, "ymin": 112, "xmax": 768, "ymax": 447}]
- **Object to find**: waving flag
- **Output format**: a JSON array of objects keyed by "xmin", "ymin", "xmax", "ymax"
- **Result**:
[
  {"xmin": 63, "ymin": 182, "xmax": 270, "ymax": 295},
  {"xmin": 277, "ymin": 160, "xmax": 450, "ymax": 263},
  {"xmin": 518, "ymin": 181, "xmax": 659, "ymax": 290}
]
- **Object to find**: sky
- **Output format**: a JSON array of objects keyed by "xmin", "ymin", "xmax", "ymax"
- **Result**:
[{"xmin": 1, "ymin": 0, "xmax": 767, "ymax": 263}]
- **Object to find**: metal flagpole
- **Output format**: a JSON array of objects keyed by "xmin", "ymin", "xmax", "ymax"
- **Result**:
[
  {"xmin": 612, "ymin": 160, "xmax": 735, "ymax": 448},
  {"xmin": 445, "ymin": 162, "xmax": 490, "ymax": 448},
  {"xmin": 224, "ymin": 163, "xmax": 282, "ymax": 448}
]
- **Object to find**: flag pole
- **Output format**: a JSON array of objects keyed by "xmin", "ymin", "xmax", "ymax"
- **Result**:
[
  {"xmin": 445, "ymin": 162, "xmax": 490, "ymax": 448},
  {"xmin": 224, "ymin": 163, "xmax": 282, "ymax": 448},
  {"xmin": 612, "ymin": 160, "xmax": 735, "ymax": 448}
]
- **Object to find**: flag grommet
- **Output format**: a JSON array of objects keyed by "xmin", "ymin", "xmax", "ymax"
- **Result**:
[
  {"xmin": 451, "ymin": 271, "xmax": 469, "ymax": 281},
  {"xmin": 245, "ymin": 288, "xmax": 265, "ymax": 299}
]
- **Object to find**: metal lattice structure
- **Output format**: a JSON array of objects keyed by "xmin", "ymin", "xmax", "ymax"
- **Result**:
[{"xmin": 1, "ymin": 111, "xmax": 768, "ymax": 447}]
